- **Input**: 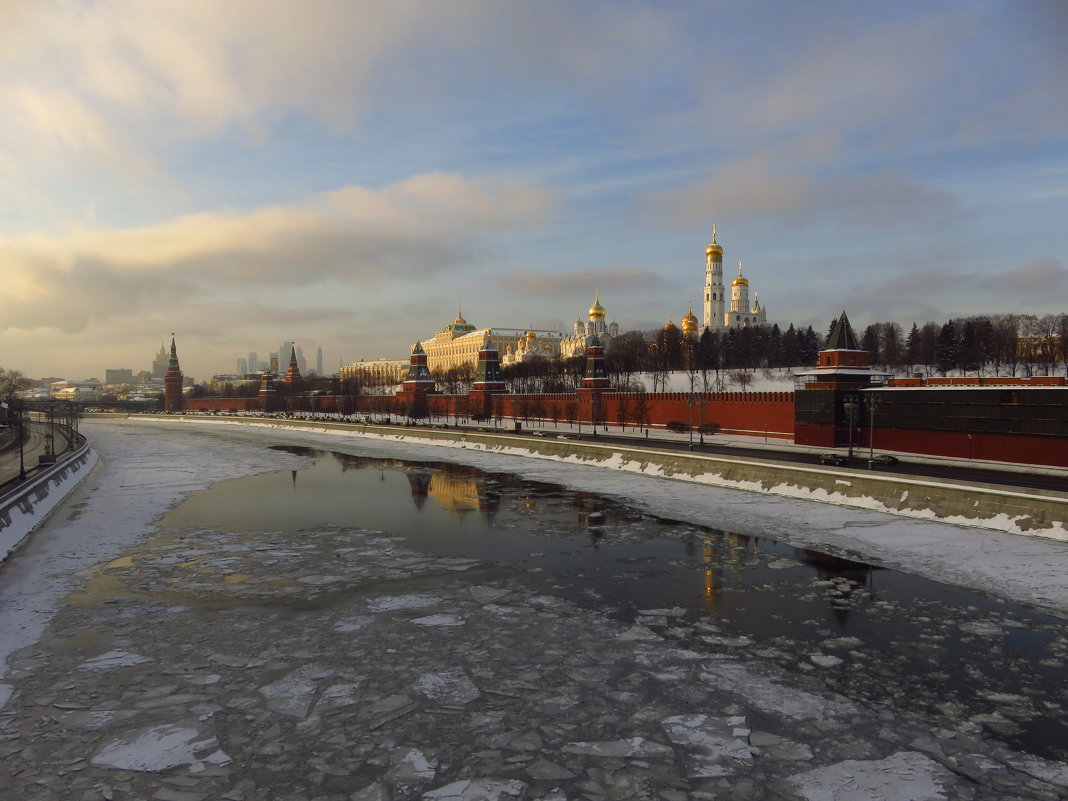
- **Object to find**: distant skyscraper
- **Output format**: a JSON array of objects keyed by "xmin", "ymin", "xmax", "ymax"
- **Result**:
[
  {"xmin": 248, "ymin": 351, "xmax": 257, "ymax": 374},
  {"xmin": 237, "ymin": 357, "xmax": 248, "ymax": 375},
  {"xmin": 296, "ymin": 346, "xmax": 307, "ymax": 375},
  {"xmin": 269, "ymin": 353, "xmax": 279, "ymax": 373},
  {"xmin": 316, "ymin": 347, "xmax": 323, "ymax": 376},
  {"xmin": 151, "ymin": 342, "xmax": 169, "ymax": 378}
]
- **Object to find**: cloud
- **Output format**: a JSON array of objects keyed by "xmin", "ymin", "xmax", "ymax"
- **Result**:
[
  {"xmin": 646, "ymin": 154, "xmax": 963, "ymax": 230},
  {"xmin": 0, "ymin": 172, "xmax": 555, "ymax": 333},
  {"xmin": 502, "ymin": 266, "xmax": 670, "ymax": 297},
  {"xmin": 837, "ymin": 258, "xmax": 1067, "ymax": 323}
]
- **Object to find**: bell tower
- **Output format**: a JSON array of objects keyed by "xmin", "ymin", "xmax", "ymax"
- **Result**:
[{"xmin": 703, "ymin": 224, "xmax": 725, "ymax": 329}]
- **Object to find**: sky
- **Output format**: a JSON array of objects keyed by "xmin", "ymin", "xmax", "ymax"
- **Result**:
[{"xmin": 1, "ymin": 0, "xmax": 1066, "ymax": 381}]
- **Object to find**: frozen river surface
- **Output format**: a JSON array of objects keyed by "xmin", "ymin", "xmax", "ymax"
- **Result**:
[{"xmin": 1, "ymin": 419, "xmax": 1067, "ymax": 801}]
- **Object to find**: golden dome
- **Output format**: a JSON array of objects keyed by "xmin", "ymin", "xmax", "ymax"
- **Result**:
[
  {"xmin": 663, "ymin": 316, "xmax": 679, "ymax": 332},
  {"xmin": 453, "ymin": 314, "xmax": 467, "ymax": 326},
  {"xmin": 732, "ymin": 260, "xmax": 748, "ymax": 286},
  {"xmin": 705, "ymin": 223, "xmax": 723, "ymax": 258},
  {"xmin": 526, "ymin": 329, "xmax": 536, "ymax": 340},
  {"xmin": 588, "ymin": 292, "xmax": 606, "ymax": 320},
  {"xmin": 681, "ymin": 303, "xmax": 698, "ymax": 332}
]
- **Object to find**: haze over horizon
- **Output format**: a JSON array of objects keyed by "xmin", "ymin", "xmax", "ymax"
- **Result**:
[{"xmin": 1, "ymin": 0, "xmax": 1066, "ymax": 381}]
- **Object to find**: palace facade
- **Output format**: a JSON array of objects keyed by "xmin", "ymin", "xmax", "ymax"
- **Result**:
[{"xmin": 420, "ymin": 313, "xmax": 564, "ymax": 373}]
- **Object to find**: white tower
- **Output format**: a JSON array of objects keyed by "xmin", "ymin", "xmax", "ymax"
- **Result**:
[
  {"xmin": 703, "ymin": 224, "xmax": 725, "ymax": 329},
  {"xmin": 730, "ymin": 260, "xmax": 750, "ymax": 315}
]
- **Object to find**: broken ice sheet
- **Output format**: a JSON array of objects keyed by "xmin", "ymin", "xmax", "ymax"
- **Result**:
[
  {"xmin": 259, "ymin": 668, "xmax": 322, "ymax": 718},
  {"xmin": 76, "ymin": 650, "xmax": 152, "ymax": 671},
  {"xmin": 412, "ymin": 668, "xmax": 480, "ymax": 705},
  {"xmin": 661, "ymin": 714, "xmax": 753, "ymax": 778},
  {"xmin": 411, "ymin": 613, "xmax": 465, "ymax": 627},
  {"xmin": 563, "ymin": 737, "xmax": 674, "ymax": 758},
  {"xmin": 422, "ymin": 778, "xmax": 528, "ymax": 800},
  {"xmin": 700, "ymin": 660, "xmax": 858, "ymax": 720},
  {"xmin": 91, "ymin": 723, "xmax": 231, "ymax": 772},
  {"xmin": 788, "ymin": 751, "xmax": 953, "ymax": 801},
  {"xmin": 368, "ymin": 594, "xmax": 441, "ymax": 612},
  {"xmin": 385, "ymin": 747, "xmax": 438, "ymax": 794}
]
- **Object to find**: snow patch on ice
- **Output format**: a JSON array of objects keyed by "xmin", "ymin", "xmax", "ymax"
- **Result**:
[
  {"xmin": 411, "ymin": 668, "xmax": 480, "ymax": 704},
  {"xmin": 77, "ymin": 650, "xmax": 152, "ymax": 672},
  {"xmin": 91, "ymin": 723, "xmax": 230, "ymax": 772},
  {"xmin": 368, "ymin": 594, "xmax": 442, "ymax": 612},
  {"xmin": 788, "ymin": 751, "xmax": 952, "ymax": 801},
  {"xmin": 422, "ymin": 778, "xmax": 528, "ymax": 801}
]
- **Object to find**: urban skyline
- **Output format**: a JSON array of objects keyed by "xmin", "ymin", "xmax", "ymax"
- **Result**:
[{"xmin": 1, "ymin": 1, "xmax": 1065, "ymax": 381}]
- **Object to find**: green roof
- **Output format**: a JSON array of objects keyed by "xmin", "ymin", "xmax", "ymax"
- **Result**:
[{"xmin": 826, "ymin": 311, "xmax": 861, "ymax": 350}]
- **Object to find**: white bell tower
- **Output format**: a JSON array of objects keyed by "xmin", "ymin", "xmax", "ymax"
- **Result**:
[{"xmin": 702, "ymin": 223, "xmax": 725, "ymax": 329}]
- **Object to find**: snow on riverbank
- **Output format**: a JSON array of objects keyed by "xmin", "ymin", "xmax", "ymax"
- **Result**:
[
  {"xmin": 0, "ymin": 422, "xmax": 308, "ymax": 693},
  {"xmin": 122, "ymin": 417, "xmax": 1068, "ymax": 615}
]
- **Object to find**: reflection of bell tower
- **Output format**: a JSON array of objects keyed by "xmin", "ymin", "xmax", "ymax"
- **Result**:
[
  {"xmin": 406, "ymin": 469, "xmax": 433, "ymax": 510},
  {"xmin": 702, "ymin": 538, "xmax": 718, "ymax": 613}
]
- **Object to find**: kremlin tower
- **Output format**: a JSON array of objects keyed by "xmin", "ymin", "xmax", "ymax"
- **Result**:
[
  {"xmin": 469, "ymin": 334, "xmax": 507, "ymax": 418},
  {"xmin": 163, "ymin": 335, "xmax": 184, "ymax": 412},
  {"xmin": 283, "ymin": 346, "xmax": 303, "ymax": 387}
]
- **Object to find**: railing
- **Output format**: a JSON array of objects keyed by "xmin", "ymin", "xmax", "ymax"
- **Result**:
[{"xmin": 0, "ymin": 424, "xmax": 88, "ymax": 501}]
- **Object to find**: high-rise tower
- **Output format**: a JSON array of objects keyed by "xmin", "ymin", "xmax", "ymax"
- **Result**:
[{"xmin": 702, "ymin": 224, "xmax": 725, "ymax": 329}]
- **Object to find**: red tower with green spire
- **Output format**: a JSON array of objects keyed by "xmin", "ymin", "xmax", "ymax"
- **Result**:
[
  {"xmin": 163, "ymin": 334, "xmax": 184, "ymax": 412},
  {"xmin": 284, "ymin": 345, "xmax": 303, "ymax": 387},
  {"xmin": 469, "ymin": 334, "xmax": 507, "ymax": 418}
]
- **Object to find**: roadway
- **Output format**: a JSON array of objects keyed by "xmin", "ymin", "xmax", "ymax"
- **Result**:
[
  {"xmin": 446, "ymin": 423, "xmax": 1068, "ymax": 495},
  {"xmin": 0, "ymin": 422, "xmax": 73, "ymax": 489}
]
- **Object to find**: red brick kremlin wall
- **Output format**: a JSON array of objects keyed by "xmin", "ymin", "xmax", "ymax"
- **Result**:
[{"xmin": 177, "ymin": 390, "xmax": 796, "ymax": 439}]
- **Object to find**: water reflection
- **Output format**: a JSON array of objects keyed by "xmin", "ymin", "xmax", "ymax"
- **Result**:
[{"xmin": 155, "ymin": 443, "xmax": 1068, "ymax": 761}]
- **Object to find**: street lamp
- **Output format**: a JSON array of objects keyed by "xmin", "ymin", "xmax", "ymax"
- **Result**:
[
  {"xmin": 16, "ymin": 406, "xmax": 26, "ymax": 480},
  {"xmin": 865, "ymin": 394, "xmax": 881, "ymax": 468},
  {"xmin": 843, "ymin": 393, "xmax": 859, "ymax": 458},
  {"xmin": 685, "ymin": 393, "xmax": 708, "ymax": 448}
]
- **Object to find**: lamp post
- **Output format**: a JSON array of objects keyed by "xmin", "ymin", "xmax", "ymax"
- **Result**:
[
  {"xmin": 686, "ymin": 393, "xmax": 708, "ymax": 447},
  {"xmin": 843, "ymin": 393, "xmax": 859, "ymax": 458},
  {"xmin": 17, "ymin": 406, "xmax": 26, "ymax": 481},
  {"xmin": 687, "ymin": 395, "xmax": 694, "ymax": 449},
  {"xmin": 865, "ymin": 393, "xmax": 881, "ymax": 468}
]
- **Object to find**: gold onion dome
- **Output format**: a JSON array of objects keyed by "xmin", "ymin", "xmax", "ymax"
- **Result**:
[
  {"xmin": 681, "ymin": 303, "xmax": 698, "ymax": 332},
  {"xmin": 526, "ymin": 329, "xmax": 536, "ymax": 340},
  {"xmin": 663, "ymin": 316, "xmax": 678, "ymax": 332},
  {"xmin": 588, "ymin": 292, "xmax": 606, "ymax": 319},
  {"xmin": 732, "ymin": 260, "xmax": 749, "ymax": 286},
  {"xmin": 453, "ymin": 313, "xmax": 467, "ymax": 325},
  {"xmin": 706, "ymin": 223, "xmax": 723, "ymax": 257}
]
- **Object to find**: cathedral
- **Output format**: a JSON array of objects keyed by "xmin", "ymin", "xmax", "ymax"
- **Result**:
[
  {"xmin": 560, "ymin": 293, "xmax": 620, "ymax": 358},
  {"xmin": 702, "ymin": 224, "xmax": 768, "ymax": 330}
]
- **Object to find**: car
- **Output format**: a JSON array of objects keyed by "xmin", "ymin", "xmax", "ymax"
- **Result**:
[
  {"xmin": 869, "ymin": 454, "xmax": 899, "ymax": 465},
  {"xmin": 557, "ymin": 434, "xmax": 572, "ymax": 440},
  {"xmin": 531, "ymin": 431, "xmax": 545, "ymax": 437},
  {"xmin": 819, "ymin": 453, "xmax": 849, "ymax": 466}
]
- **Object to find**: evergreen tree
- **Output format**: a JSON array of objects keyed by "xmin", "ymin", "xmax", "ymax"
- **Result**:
[{"xmin": 935, "ymin": 320, "xmax": 960, "ymax": 376}]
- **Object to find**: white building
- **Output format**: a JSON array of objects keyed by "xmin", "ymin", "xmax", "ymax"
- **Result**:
[
  {"xmin": 560, "ymin": 293, "xmax": 620, "ymax": 358},
  {"xmin": 702, "ymin": 224, "xmax": 768, "ymax": 330}
]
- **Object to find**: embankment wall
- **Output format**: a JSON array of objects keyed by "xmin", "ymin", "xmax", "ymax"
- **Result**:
[{"xmin": 137, "ymin": 416, "xmax": 1068, "ymax": 541}]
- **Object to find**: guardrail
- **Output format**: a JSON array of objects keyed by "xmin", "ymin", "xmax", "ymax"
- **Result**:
[{"xmin": 0, "ymin": 432, "xmax": 96, "ymax": 561}]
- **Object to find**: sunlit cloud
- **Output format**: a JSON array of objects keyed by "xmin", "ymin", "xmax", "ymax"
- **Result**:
[{"xmin": 0, "ymin": 173, "xmax": 555, "ymax": 334}]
